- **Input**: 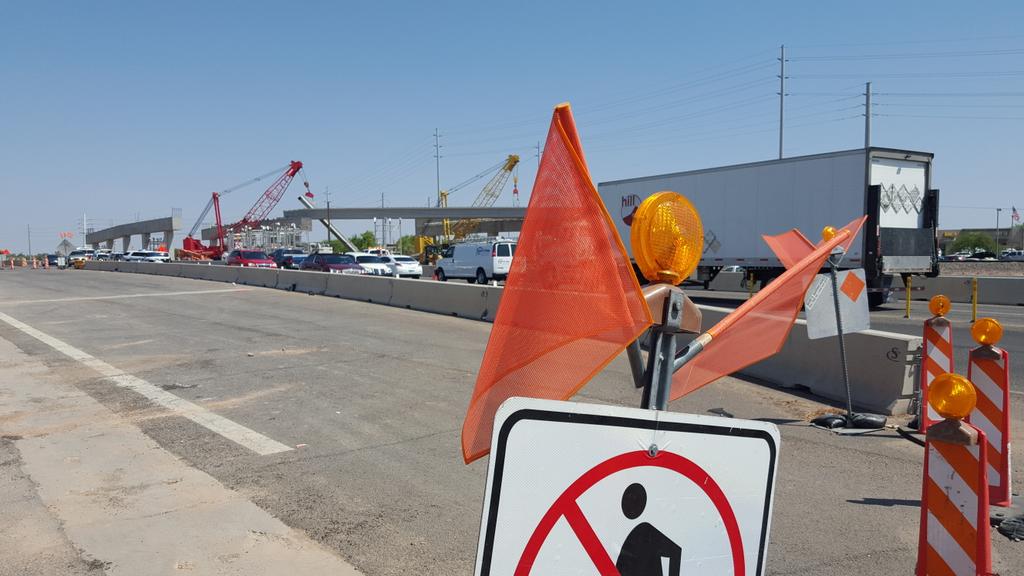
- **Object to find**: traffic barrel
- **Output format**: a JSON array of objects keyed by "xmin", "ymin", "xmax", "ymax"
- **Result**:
[
  {"xmin": 916, "ymin": 373, "xmax": 992, "ymax": 576},
  {"xmin": 920, "ymin": 296, "xmax": 954, "ymax": 433},
  {"xmin": 966, "ymin": 318, "xmax": 1012, "ymax": 507}
]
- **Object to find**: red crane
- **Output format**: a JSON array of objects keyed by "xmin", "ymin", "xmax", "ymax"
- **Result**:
[{"xmin": 180, "ymin": 161, "xmax": 311, "ymax": 260}]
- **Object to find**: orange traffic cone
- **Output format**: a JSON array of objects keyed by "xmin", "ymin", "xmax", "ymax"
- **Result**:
[{"xmin": 31, "ymin": 258, "xmax": 37, "ymax": 269}]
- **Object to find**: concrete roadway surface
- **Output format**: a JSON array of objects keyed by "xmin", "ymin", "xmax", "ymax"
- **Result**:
[
  {"xmin": 689, "ymin": 289, "xmax": 1024, "ymax": 392},
  {"xmin": 0, "ymin": 270, "xmax": 1022, "ymax": 575}
]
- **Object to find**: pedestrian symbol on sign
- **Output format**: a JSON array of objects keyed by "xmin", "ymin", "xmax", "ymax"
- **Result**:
[
  {"xmin": 617, "ymin": 483, "xmax": 681, "ymax": 576},
  {"xmin": 474, "ymin": 398, "xmax": 779, "ymax": 576}
]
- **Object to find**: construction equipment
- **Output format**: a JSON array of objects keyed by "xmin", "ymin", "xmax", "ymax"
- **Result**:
[
  {"xmin": 179, "ymin": 162, "xmax": 311, "ymax": 260},
  {"xmin": 416, "ymin": 154, "xmax": 519, "ymax": 263}
]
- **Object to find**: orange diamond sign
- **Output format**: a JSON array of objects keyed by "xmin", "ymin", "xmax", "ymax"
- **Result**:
[{"xmin": 840, "ymin": 271, "xmax": 865, "ymax": 302}]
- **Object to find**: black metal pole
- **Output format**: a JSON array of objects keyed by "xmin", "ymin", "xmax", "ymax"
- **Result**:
[{"xmin": 829, "ymin": 253, "xmax": 855, "ymax": 417}]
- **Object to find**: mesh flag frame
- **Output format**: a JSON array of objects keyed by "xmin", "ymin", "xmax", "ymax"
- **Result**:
[{"xmin": 461, "ymin": 103, "xmax": 652, "ymax": 463}]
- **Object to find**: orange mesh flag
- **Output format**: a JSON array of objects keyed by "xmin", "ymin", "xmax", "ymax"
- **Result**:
[
  {"xmin": 461, "ymin": 103, "xmax": 652, "ymax": 463},
  {"xmin": 765, "ymin": 216, "xmax": 865, "ymax": 269},
  {"xmin": 671, "ymin": 216, "xmax": 866, "ymax": 399}
]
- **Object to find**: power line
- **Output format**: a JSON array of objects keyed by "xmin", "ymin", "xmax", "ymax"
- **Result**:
[
  {"xmin": 793, "ymin": 70, "xmax": 1024, "ymax": 79},
  {"xmin": 876, "ymin": 113, "xmax": 1024, "ymax": 120},
  {"xmin": 875, "ymin": 91, "xmax": 1024, "ymax": 97},
  {"xmin": 790, "ymin": 48, "xmax": 1024, "ymax": 61}
]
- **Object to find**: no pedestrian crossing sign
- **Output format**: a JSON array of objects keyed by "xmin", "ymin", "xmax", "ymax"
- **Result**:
[{"xmin": 473, "ymin": 398, "xmax": 780, "ymax": 576}]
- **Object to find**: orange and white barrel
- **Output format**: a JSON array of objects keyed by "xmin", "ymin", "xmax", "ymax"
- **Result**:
[
  {"xmin": 921, "ymin": 315, "xmax": 954, "ymax": 433},
  {"xmin": 917, "ymin": 429, "xmax": 992, "ymax": 576},
  {"xmin": 966, "ymin": 318, "xmax": 1012, "ymax": 508}
]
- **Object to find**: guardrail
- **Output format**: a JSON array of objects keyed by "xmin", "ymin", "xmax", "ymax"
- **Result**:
[{"xmin": 84, "ymin": 260, "xmax": 919, "ymax": 415}]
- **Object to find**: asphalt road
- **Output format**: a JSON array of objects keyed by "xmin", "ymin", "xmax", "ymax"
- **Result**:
[
  {"xmin": 689, "ymin": 289, "xmax": 1024, "ymax": 392},
  {"xmin": 1, "ymin": 270, "xmax": 1022, "ymax": 575}
]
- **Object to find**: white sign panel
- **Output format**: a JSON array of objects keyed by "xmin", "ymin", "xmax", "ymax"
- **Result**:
[
  {"xmin": 474, "ymin": 398, "xmax": 780, "ymax": 576},
  {"xmin": 804, "ymin": 268, "xmax": 870, "ymax": 340}
]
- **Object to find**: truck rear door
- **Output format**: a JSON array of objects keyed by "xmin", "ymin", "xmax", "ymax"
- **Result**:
[{"xmin": 869, "ymin": 152, "xmax": 938, "ymax": 275}]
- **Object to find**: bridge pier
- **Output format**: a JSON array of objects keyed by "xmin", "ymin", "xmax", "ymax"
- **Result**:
[
  {"xmin": 122, "ymin": 236, "xmax": 131, "ymax": 253},
  {"xmin": 164, "ymin": 230, "xmax": 174, "ymax": 259}
]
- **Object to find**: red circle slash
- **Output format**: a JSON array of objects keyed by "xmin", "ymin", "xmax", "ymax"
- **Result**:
[{"xmin": 514, "ymin": 450, "xmax": 745, "ymax": 576}]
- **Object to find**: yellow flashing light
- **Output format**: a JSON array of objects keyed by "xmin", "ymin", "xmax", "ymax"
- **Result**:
[
  {"xmin": 630, "ymin": 191, "xmax": 703, "ymax": 285},
  {"xmin": 971, "ymin": 317, "xmax": 1003, "ymax": 346},
  {"xmin": 821, "ymin": 226, "xmax": 838, "ymax": 242},
  {"xmin": 929, "ymin": 373, "xmax": 977, "ymax": 420},
  {"xmin": 928, "ymin": 295, "xmax": 951, "ymax": 317}
]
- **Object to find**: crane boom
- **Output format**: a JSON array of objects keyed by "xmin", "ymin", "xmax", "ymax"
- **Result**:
[
  {"xmin": 186, "ymin": 163, "xmax": 292, "ymax": 238},
  {"xmin": 231, "ymin": 161, "xmax": 309, "ymax": 231},
  {"xmin": 451, "ymin": 154, "xmax": 519, "ymax": 239},
  {"xmin": 179, "ymin": 161, "xmax": 310, "ymax": 260}
]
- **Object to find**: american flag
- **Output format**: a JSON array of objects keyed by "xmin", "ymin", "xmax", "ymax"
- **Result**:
[{"xmin": 1014, "ymin": 206, "xmax": 1021, "ymax": 222}]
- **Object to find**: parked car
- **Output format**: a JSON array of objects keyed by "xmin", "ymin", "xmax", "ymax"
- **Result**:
[
  {"xmin": 226, "ymin": 250, "xmax": 276, "ymax": 268},
  {"xmin": 1000, "ymin": 249, "xmax": 1024, "ymax": 262},
  {"xmin": 124, "ymin": 250, "xmax": 170, "ymax": 263},
  {"xmin": 67, "ymin": 249, "xmax": 95, "ymax": 266},
  {"xmin": 300, "ymin": 253, "xmax": 366, "ymax": 274},
  {"xmin": 964, "ymin": 251, "xmax": 998, "ymax": 262},
  {"xmin": 346, "ymin": 252, "xmax": 392, "ymax": 276},
  {"xmin": 433, "ymin": 239, "xmax": 516, "ymax": 284},
  {"xmin": 378, "ymin": 254, "xmax": 423, "ymax": 278},
  {"xmin": 94, "ymin": 249, "xmax": 112, "ymax": 260},
  {"xmin": 46, "ymin": 254, "xmax": 60, "ymax": 267},
  {"xmin": 271, "ymin": 248, "xmax": 308, "ymax": 269}
]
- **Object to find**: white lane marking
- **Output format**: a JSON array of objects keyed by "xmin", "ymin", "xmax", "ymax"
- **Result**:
[
  {"xmin": 0, "ymin": 311, "xmax": 292, "ymax": 456},
  {"xmin": 0, "ymin": 287, "xmax": 253, "ymax": 306}
]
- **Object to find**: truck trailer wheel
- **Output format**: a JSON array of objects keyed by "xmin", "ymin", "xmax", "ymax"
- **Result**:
[{"xmin": 868, "ymin": 291, "xmax": 888, "ymax": 308}]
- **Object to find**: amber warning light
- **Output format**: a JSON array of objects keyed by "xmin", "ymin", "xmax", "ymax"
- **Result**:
[{"xmin": 629, "ymin": 191, "xmax": 703, "ymax": 286}]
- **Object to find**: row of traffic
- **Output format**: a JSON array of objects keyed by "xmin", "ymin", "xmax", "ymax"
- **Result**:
[{"xmin": 229, "ymin": 247, "xmax": 425, "ymax": 278}]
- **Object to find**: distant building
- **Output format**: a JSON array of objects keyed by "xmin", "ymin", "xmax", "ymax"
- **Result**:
[{"xmin": 939, "ymin": 226, "xmax": 1023, "ymax": 252}]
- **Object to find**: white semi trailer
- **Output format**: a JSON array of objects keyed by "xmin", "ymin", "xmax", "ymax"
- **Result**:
[{"xmin": 597, "ymin": 147, "xmax": 939, "ymax": 307}]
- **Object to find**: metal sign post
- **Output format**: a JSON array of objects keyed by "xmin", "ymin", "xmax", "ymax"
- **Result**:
[{"xmin": 811, "ymin": 249, "xmax": 886, "ymax": 430}]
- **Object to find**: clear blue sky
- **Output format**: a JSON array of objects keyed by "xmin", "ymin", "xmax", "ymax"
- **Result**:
[{"xmin": 2, "ymin": 1, "xmax": 1023, "ymax": 253}]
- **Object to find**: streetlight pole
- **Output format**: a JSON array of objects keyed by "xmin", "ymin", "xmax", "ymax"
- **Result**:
[
  {"xmin": 996, "ymin": 208, "xmax": 1002, "ymax": 251},
  {"xmin": 325, "ymin": 187, "xmax": 332, "ymax": 243}
]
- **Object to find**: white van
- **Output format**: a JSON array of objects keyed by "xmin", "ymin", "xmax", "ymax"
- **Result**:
[{"xmin": 434, "ymin": 240, "xmax": 516, "ymax": 284}]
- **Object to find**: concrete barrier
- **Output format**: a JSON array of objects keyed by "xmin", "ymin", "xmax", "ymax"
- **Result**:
[
  {"xmin": 276, "ymin": 269, "xmax": 328, "ymax": 295},
  {"xmin": 235, "ymin": 266, "xmax": 278, "ymax": 288},
  {"xmin": 697, "ymin": 305, "xmax": 919, "ymax": 415},
  {"xmin": 912, "ymin": 276, "xmax": 1024, "ymax": 306}
]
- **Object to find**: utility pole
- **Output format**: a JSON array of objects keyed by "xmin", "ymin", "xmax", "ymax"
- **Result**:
[
  {"xmin": 26, "ymin": 224, "xmax": 32, "ymax": 257},
  {"xmin": 864, "ymin": 82, "xmax": 872, "ymax": 149},
  {"xmin": 535, "ymin": 141, "xmax": 542, "ymax": 168},
  {"xmin": 778, "ymin": 44, "xmax": 786, "ymax": 159},
  {"xmin": 433, "ymin": 128, "xmax": 442, "ymax": 206}
]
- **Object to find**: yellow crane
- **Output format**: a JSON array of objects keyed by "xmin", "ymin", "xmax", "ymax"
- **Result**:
[{"xmin": 417, "ymin": 154, "xmax": 520, "ymax": 262}]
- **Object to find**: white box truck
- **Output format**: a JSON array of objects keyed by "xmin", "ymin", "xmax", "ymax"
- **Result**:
[{"xmin": 598, "ymin": 147, "xmax": 939, "ymax": 307}]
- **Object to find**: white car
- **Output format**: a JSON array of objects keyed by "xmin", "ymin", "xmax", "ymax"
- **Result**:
[
  {"xmin": 124, "ymin": 250, "xmax": 170, "ymax": 263},
  {"xmin": 434, "ymin": 239, "xmax": 516, "ymax": 284},
  {"xmin": 346, "ymin": 252, "xmax": 392, "ymax": 276},
  {"xmin": 378, "ymin": 255, "xmax": 423, "ymax": 278}
]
